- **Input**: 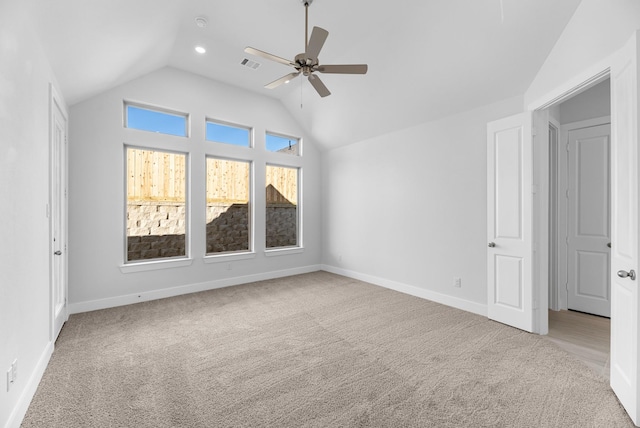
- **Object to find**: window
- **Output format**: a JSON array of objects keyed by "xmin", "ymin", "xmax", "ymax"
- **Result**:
[
  {"xmin": 266, "ymin": 165, "xmax": 298, "ymax": 248},
  {"xmin": 126, "ymin": 147, "xmax": 187, "ymax": 262},
  {"xmin": 206, "ymin": 120, "xmax": 251, "ymax": 147},
  {"xmin": 266, "ymin": 132, "xmax": 300, "ymax": 156},
  {"xmin": 125, "ymin": 104, "xmax": 188, "ymax": 137},
  {"xmin": 206, "ymin": 158, "xmax": 251, "ymax": 254}
]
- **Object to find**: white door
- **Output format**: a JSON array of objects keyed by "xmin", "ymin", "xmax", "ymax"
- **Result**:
[
  {"xmin": 610, "ymin": 31, "xmax": 640, "ymax": 425},
  {"xmin": 487, "ymin": 112, "xmax": 534, "ymax": 332},
  {"xmin": 51, "ymin": 86, "xmax": 68, "ymax": 341},
  {"xmin": 566, "ymin": 124, "xmax": 611, "ymax": 317}
]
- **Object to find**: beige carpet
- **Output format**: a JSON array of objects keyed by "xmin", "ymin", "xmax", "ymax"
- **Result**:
[{"xmin": 22, "ymin": 272, "xmax": 633, "ymax": 427}]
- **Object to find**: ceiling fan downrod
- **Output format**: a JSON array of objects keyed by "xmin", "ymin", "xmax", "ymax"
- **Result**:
[{"xmin": 303, "ymin": 0, "xmax": 312, "ymax": 52}]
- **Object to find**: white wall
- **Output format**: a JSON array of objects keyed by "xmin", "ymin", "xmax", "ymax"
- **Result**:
[
  {"xmin": 559, "ymin": 79, "xmax": 610, "ymax": 125},
  {"xmin": 525, "ymin": 0, "xmax": 640, "ymax": 108},
  {"xmin": 0, "ymin": 2, "xmax": 62, "ymax": 427},
  {"xmin": 321, "ymin": 96, "xmax": 522, "ymax": 313},
  {"xmin": 68, "ymin": 67, "xmax": 322, "ymax": 310}
]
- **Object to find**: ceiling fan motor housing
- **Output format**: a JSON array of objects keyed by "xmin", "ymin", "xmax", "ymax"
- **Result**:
[{"xmin": 294, "ymin": 53, "xmax": 318, "ymax": 76}]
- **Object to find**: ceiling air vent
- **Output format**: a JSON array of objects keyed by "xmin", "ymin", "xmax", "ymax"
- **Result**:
[{"xmin": 240, "ymin": 58, "xmax": 261, "ymax": 70}]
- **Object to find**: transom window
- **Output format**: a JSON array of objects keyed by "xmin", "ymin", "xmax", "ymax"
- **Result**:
[
  {"xmin": 206, "ymin": 120, "xmax": 251, "ymax": 147},
  {"xmin": 125, "ymin": 103, "xmax": 188, "ymax": 137},
  {"xmin": 266, "ymin": 132, "xmax": 300, "ymax": 156}
]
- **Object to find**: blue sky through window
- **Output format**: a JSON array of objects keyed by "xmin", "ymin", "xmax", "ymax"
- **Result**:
[
  {"xmin": 126, "ymin": 105, "xmax": 187, "ymax": 137},
  {"xmin": 266, "ymin": 133, "xmax": 298, "ymax": 154},
  {"xmin": 206, "ymin": 121, "xmax": 250, "ymax": 147}
]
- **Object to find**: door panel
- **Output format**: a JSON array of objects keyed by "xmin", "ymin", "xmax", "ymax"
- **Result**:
[
  {"xmin": 487, "ymin": 113, "xmax": 533, "ymax": 332},
  {"xmin": 566, "ymin": 124, "xmax": 611, "ymax": 317},
  {"xmin": 610, "ymin": 31, "xmax": 640, "ymax": 425},
  {"xmin": 495, "ymin": 256, "xmax": 523, "ymax": 308}
]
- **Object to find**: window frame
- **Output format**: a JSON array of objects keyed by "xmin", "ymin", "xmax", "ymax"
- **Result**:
[
  {"xmin": 121, "ymin": 144, "xmax": 191, "ymax": 270},
  {"xmin": 203, "ymin": 155, "xmax": 255, "ymax": 259},
  {"xmin": 264, "ymin": 163, "xmax": 302, "ymax": 253},
  {"xmin": 205, "ymin": 118, "xmax": 253, "ymax": 148},
  {"xmin": 124, "ymin": 101, "xmax": 190, "ymax": 138},
  {"xmin": 265, "ymin": 131, "xmax": 302, "ymax": 156}
]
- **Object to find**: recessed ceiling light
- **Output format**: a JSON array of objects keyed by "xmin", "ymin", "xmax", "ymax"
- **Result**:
[
  {"xmin": 195, "ymin": 46, "xmax": 206, "ymax": 54},
  {"xmin": 195, "ymin": 17, "xmax": 208, "ymax": 28}
]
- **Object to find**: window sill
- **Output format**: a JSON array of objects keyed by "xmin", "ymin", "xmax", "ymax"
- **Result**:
[
  {"xmin": 120, "ymin": 258, "xmax": 193, "ymax": 273},
  {"xmin": 203, "ymin": 252, "xmax": 256, "ymax": 264},
  {"xmin": 264, "ymin": 247, "xmax": 304, "ymax": 257}
]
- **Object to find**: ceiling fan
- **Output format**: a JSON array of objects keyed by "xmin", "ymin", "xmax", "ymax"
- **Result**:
[{"xmin": 244, "ymin": 0, "xmax": 368, "ymax": 97}]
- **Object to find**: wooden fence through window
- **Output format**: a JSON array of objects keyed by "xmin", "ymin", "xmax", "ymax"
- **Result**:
[{"xmin": 126, "ymin": 148, "xmax": 297, "ymax": 204}]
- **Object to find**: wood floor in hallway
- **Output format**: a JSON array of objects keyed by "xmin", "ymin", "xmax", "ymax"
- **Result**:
[{"xmin": 545, "ymin": 309, "xmax": 610, "ymax": 380}]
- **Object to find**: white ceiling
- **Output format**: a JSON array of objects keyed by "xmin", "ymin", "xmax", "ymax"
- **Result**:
[{"xmin": 28, "ymin": 0, "xmax": 582, "ymax": 149}]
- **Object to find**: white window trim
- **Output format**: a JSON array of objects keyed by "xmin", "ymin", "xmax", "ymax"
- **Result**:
[
  {"xmin": 264, "ymin": 247, "xmax": 304, "ymax": 257},
  {"xmin": 124, "ymin": 100, "xmax": 190, "ymax": 138},
  {"xmin": 120, "ymin": 258, "xmax": 193, "ymax": 273},
  {"xmin": 124, "ymin": 146, "xmax": 190, "ymax": 267},
  {"xmin": 265, "ymin": 163, "xmax": 301, "ymax": 251},
  {"xmin": 266, "ymin": 131, "xmax": 302, "ymax": 156},
  {"xmin": 203, "ymin": 252, "xmax": 257, "ymax": 263},
  {"xmin": 205, "ymin": 117, "xmax": 253, "ymax": 148}
]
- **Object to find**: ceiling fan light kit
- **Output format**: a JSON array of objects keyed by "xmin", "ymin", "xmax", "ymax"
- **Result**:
[{"xmin": 244, "ymin": 0, "xmax": 367, "ymax": 97}]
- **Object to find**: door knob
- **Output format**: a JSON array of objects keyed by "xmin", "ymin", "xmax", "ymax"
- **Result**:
[
  {"xmin": 488, "ymin": 242, "xmax": 496, "ymax": 248},
  {"xmin": 54, "ymin": 250, "xmax": 62, "ymax": 256},
  {"xmin": 617, "ymin": 269, "xmax": 636, "ymax": 280},
  {"xmin": 607, "ymin": 242, "xmax": 611, "ymax": 248}
]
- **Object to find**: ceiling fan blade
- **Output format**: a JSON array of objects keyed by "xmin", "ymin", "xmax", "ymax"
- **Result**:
[
  {"xmin": 316, "ymin": 64, "xmax": 368, "ymax": 74},
  {"xmin": 306, "ymin": 26, "xmax": 329, "ymax": 60},
  {"xmin": 245, "ymin": 47, "xmax": 296, "ymax": 67},
  {"xmin": 265, "ymin": 72, "xmax": 300, "ymax": 89},
  {"xmin": 308, "ymin": 74, "xmax": 331, "ymax": 97}
]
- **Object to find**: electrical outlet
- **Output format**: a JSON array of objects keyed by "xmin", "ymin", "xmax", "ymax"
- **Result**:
[
  {"xmin": 226, "ymin": 263, "xmax": 232, "ymax": 271},
  {"xmin": 11, "ymin": 359, "xmax": 17, "ymax": 382},
  {"xmin": 453, "ymin": 277, "xmax": 462, "ymax": 288},
  {"xmin": 338, "ymin": 254, "xmax": 342, "ymax": 262}
]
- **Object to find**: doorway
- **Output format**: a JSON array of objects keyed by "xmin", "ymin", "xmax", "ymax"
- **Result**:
[
  {"xmin": 549, "ymin": 78, "xmax": 611, "ymax": 318},
  {"xmin": 50, "ymin": 84, "xmax": 68, "ymax": 342}
]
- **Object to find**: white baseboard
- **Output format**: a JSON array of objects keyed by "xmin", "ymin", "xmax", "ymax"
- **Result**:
[
  {"xmin": 321, "ymin": 264, "xmax": 487, "ymax": 317},
  {"xmin": 69, "ymin": 265, "xmax": 322, "ymax": 314},
  {"xmin": 5, "ymin": 341, "xmax": 54, "ymax": 428}
]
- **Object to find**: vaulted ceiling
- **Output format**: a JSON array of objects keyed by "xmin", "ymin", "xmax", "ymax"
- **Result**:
[{"xmin": 28, "ymin": 0, "xmax": 582, "ymax": 149}]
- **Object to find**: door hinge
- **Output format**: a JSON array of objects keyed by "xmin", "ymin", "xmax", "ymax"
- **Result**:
[
  {"xmin": 531, "ymin": 185, "xmax": 538, "ymax": 194},
  {"xmin": 565, "ymin": 189, "xmax": 569, "ymax": 199},
  {"xmin": 566, "ymin": 143, "xmax": 570, "ymax": 152}
]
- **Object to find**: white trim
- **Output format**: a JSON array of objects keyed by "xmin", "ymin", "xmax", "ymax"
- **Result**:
[
  {"xmin": 264, "ymin": 247, "xmax": 304, "ymax": 257},
  {"xmin": 203, "ymin": 252, "xmax": 256, "ymax": 263},
  {"xmin": 5, "ymin": 341, "xmax": 54, "ymax": 428},
  {"xmin": 119, "ymin": 258, "xmax": 194, "ymax": 273},
  {"xmin": 526, "ymin": 56, "xmax": 612, "ymax": 111},
  {"xmin": 549, "ymin": 118, "xmax": 560, "ymax": 312},
  {"xmin": 562, "ymin": 115, "xmax": 611, "ymax": 131},
  {"xmin": 321, "ymin": 265, "xmax": 487, "ymax": 317},
  {"xmin": 71, "ymin": 264, "xmax": 322, "ymax": 314},
  {"xmin": 528, "ymin": 61, "xmax": 614, "ymax": 338}
]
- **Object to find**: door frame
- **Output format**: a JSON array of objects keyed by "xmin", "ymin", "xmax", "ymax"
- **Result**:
[
  {"xmin": 49, "ymin": 83, "xmax": 69, "ymax": 342},
  {"xmin": 551, "ymin": 116, "xmax": 612, "ymax": 312},
  {"xmin": 527, "ymin": 66, "xmax": 612, "ymax": 335}
]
